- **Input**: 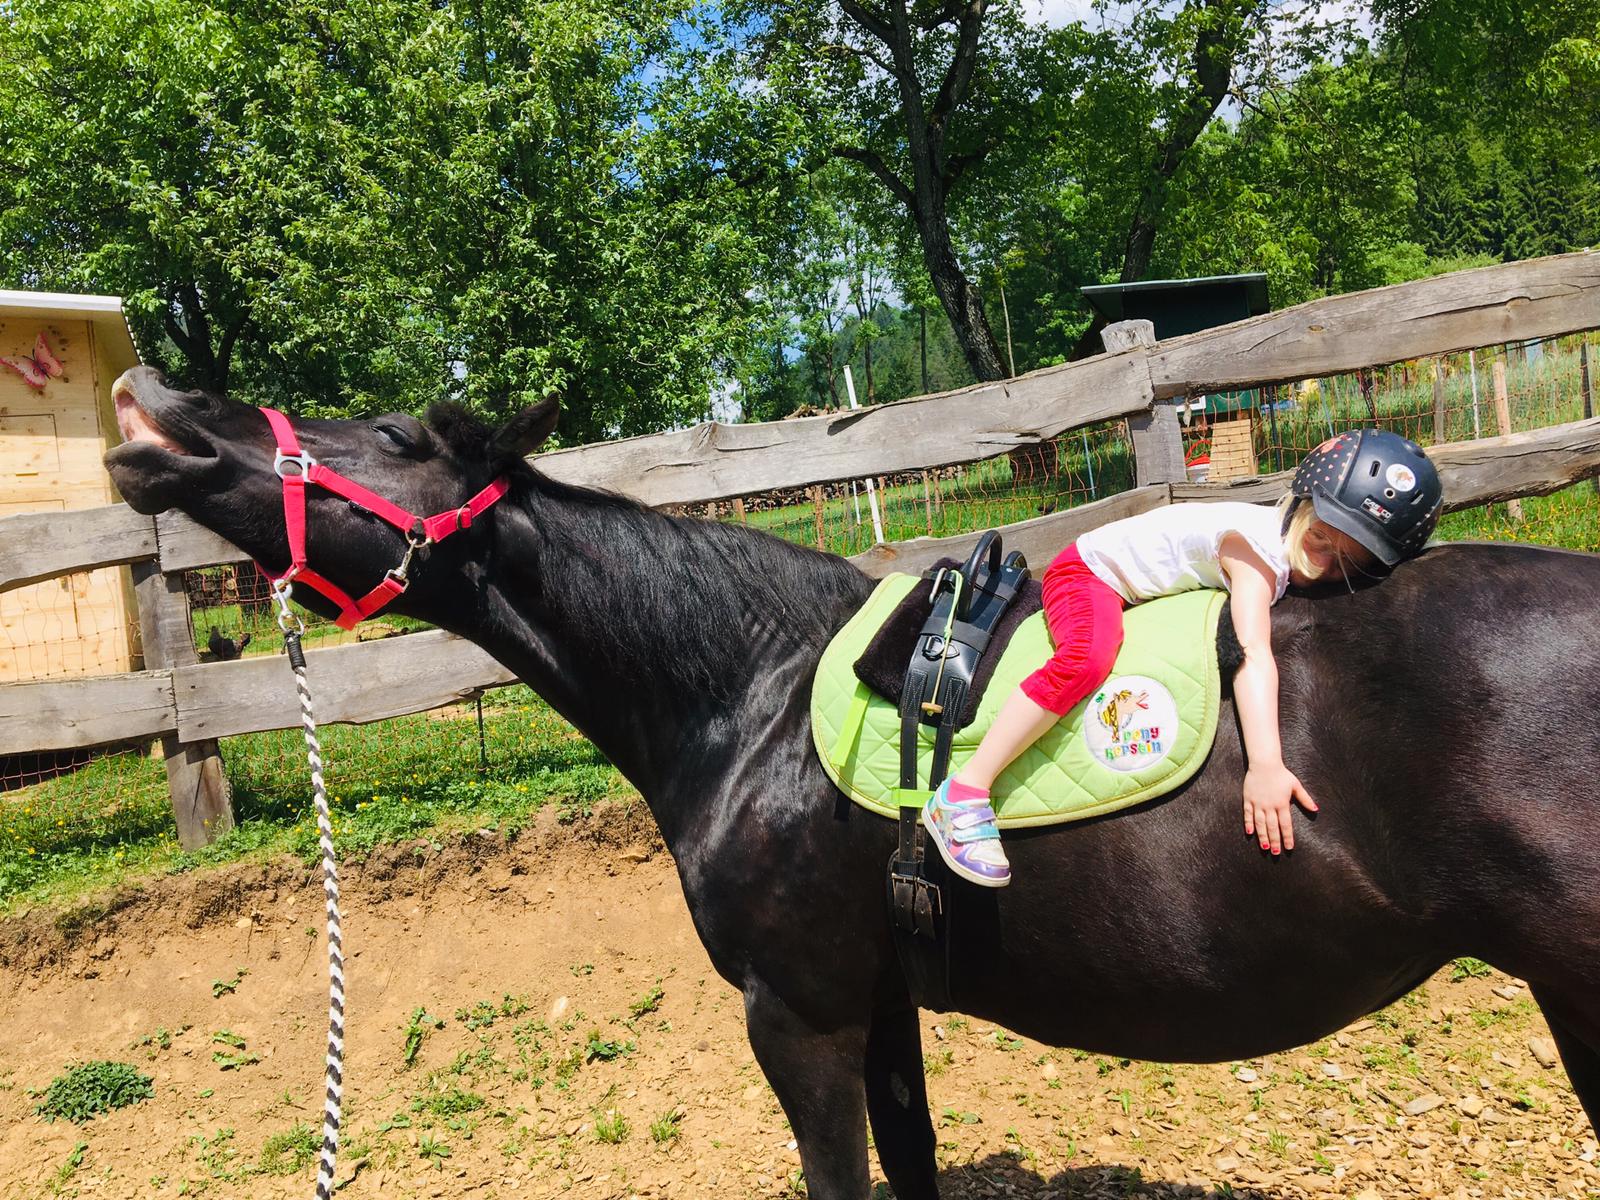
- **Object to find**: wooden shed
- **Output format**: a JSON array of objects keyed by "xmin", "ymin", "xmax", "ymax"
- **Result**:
[{"xmin": 0, "ymin": 290, "xmax": 144, "ymax": 683}]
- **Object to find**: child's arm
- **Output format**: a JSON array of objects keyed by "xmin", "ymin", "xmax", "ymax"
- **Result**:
[{"xmin": 1218, "ymin": 533, "xmax": 1318, "ymax": 855}]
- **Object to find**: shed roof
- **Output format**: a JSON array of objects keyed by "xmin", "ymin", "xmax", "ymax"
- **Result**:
[
  {"xmin": 0, "ymin": 288, "xmax": 143, "ymax": 377},
  {"xmin": 1081, "ymin": 273, "xmax": 1270, "ymax": 340}
]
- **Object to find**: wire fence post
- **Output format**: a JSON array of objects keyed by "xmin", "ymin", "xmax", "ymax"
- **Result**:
[
  {"xmin": 1491, "ymin": 358, "xmax": 1523, "ymax": 523},
  {"xmin": 1432, "ymin": 358, "xmax": 1448, "ymax": 446},
  {"xmin": 1582, "ymin": 340, "xmax": 1597, "ymax": 497}
]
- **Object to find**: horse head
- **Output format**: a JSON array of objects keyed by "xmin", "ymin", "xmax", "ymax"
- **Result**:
[{"xmin": 104, "ymin": 365, "xmax": 557, "ymax": 625}]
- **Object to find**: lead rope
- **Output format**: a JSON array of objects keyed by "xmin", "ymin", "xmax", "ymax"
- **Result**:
[{"xmin": 270, "ymin": 580, "xmax": 345, "ymax": 1199}]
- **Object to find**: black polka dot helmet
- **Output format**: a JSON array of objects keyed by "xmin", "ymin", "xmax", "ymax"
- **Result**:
[{"xmin": 1284, "ymin": 428, "xmax": 1443, "ymax": 566}]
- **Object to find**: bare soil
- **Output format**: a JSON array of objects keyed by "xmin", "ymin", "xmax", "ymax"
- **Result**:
[{"xmin": 2, "ymin": 804, "xmax": 1595, "ymax": 1200}]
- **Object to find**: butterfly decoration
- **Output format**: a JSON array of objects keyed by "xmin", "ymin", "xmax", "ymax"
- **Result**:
[{"xmin": 1, "ymin": 331, "xmax": 66, "ymax": 389}]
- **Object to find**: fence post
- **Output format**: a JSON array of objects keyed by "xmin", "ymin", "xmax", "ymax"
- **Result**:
[
  {"xmin": 1490, "ymin": 359, "xmax": 1523, "ymax": 523},
  {"xmin": 1103, "ymin": 320, "xmax": 1185, "ymax": 488},
  {"xmin": 1583, "ymin": 341, "xmax": 1597, "ymax": 497},
  {"xmin": 1432, "ymin": 359, "xmax": 1447, "ymax": 445},
  {"xmin": 131, "ymin": 561, "xmax": 235, "ymax": 849}
]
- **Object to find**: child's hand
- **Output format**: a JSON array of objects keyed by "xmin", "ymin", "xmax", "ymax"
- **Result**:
[{"xmin": 1242, "ymin": 762, "xmax": 1318, "ymax": 855}]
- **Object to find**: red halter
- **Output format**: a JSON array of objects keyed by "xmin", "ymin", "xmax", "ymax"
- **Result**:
[{"xmin": 257, "ymin": 407, "xmax": 509, "ymax": 630}]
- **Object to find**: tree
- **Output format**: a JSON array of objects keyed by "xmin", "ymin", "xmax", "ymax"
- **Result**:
[{"xmin": 0, "ymin": 0, "xmax": 809, "ymax": 439}]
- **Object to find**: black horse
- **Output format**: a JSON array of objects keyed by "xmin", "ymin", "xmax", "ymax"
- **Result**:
[{"xmin": 105, "ymin": 367, "xmax": 1600, "ymax": 1199}]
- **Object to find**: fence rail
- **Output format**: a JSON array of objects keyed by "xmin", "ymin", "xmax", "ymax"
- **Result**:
[{"xmin": 2, "ymin": 250, "xmax": 1598, "ymax": 847}]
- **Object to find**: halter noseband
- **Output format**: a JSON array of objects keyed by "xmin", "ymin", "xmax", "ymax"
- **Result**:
[{"xmin": 257, "ymin": 407, "xmax": 509, "ymax": 630}]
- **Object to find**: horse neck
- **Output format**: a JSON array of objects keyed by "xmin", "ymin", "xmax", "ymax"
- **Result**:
[{"xmin": 451, "ymin": 471, "xmax": 872, "ymax": 815}]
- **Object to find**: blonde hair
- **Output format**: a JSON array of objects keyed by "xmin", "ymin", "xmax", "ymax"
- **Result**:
[{"xmin": 1278, "ymin": 496, "xmax": 1323, "ymax": 581}]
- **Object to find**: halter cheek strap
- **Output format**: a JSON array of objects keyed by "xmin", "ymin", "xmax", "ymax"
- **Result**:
[{"xmin": 257, "ymin": 407, "xmax": 509, "ymax": 631}]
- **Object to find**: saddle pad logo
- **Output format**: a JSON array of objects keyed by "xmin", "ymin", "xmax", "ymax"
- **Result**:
[{"xmin": 1084, "ymin": 675, "xmax": 1178, "ymax": 773}]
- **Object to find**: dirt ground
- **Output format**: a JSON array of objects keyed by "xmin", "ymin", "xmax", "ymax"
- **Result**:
[{"xmin": 1, "ymin": 805, "xmax": 1595, "ymax": 1200}]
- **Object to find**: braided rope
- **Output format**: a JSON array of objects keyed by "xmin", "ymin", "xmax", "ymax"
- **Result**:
[{"xmin": 273, "ymin": 583, "xmax": 344, "ymax": 1199}]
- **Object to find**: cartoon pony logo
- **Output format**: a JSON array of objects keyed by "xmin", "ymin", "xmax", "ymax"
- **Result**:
[{"xmin": 1097, "ymin": 688, "xmax": 1150, "ymax": 737}]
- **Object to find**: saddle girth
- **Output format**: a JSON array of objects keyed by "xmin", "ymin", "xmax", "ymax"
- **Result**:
[{"xmin": 889, "ymin": 531, "xmax": 1030, "ymax": 951}]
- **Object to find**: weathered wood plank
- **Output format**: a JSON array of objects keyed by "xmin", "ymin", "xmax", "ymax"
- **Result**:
[
  {"xmin": 156, "ymin": 511, "xmax": 250, "ymax": 573},
  {"xmin": 0, "ymin": 505, "xmax": 156, "ymax": 593},
  {"xmin": 132, "ymin": 562, "xmax": 234, "ymax": 849},
  {"xmin": 0, "ymin": 671, "xmax": 175, "ymax": 754},
  {"xmin": 851, "ymin": 485, "xmax": 1170, "ymax": 579},
  {"xmin": 536, "ymin": 351, "xmax": 1154, "ymax": 506},
  {"xmin": 1172, "ymin": 416, "xmax": 1600, "ymax": 512},
  {"xmin": 172, "ymin": 629, "xmax": 518, "ymax": 741},
  {"xmin": 1149, "ymin": 251, "xmax": 1600, "ymax": 398}
]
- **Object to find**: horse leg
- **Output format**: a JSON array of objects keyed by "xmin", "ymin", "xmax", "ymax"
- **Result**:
[
  {"xmin": 743, "ymin": 978, "xmax": 872, "ymax": 1199},
  {"xmin": 864, "ymin": 1004, "xmax": 940, "ymax": 1199},
  {"xmin": 1530, "ymin": 986, "xmax": 1600, "ymax": 1133}
]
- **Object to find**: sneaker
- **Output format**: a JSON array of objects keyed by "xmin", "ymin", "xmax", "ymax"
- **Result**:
[{"xmin": 921, "ymin": 780, "xmax": 1011, "ymax": 888}]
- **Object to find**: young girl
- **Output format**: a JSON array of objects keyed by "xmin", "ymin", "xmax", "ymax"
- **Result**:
[{"xmin": 923, "ymin": 427, "xmax": 1443, "ymax": 887}]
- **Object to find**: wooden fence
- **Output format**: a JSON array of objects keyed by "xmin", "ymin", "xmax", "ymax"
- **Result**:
[{"xmin": 2, "ymin": 250, "xmax": 1598, "ymax": 847}]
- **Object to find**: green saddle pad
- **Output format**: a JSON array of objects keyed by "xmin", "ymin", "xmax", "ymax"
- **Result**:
[{"xmin": 812, "ymin": 574, "xmax": 1227, "ymax": 828}]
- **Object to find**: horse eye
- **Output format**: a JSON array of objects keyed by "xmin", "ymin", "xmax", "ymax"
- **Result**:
[{"xmin": 374, "ymin": 423, "xmax": 414, "ymax": 452}]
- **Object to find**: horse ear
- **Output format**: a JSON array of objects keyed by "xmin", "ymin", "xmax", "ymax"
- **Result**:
[{"xmin": 488, "ymin": 397, "xmax": 559, "ymax": 469}]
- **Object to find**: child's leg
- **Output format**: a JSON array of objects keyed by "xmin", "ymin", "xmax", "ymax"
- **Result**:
[
  {"xmin": 923, "ymin": 544, "xmax": 1124, "ymax": 887},
  {"xmin": 951, "ymin": 687, "xmax": 1062, "ymax": 790}
]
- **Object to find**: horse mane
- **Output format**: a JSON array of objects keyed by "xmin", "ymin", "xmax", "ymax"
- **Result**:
[{"xmin": 501, "ymin": 460, "xmax": 873, "ymax": 702}]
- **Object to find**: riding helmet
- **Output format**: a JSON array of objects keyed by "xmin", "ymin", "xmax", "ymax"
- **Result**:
[{"xmin": 1284, "ymin": 428, "xmax": 1443, "ymax": 566}]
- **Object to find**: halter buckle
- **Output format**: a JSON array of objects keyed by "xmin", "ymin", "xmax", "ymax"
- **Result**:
[{"xmin": 274, "ymin": 448, "xmax": 317, "ymax": 479}]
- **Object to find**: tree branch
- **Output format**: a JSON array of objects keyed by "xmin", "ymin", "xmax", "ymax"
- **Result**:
[
  {"xmin": 930, "ymin": 0, "xmax": 989, "ymax": 131},
  {"xmin": 943, "ymin": 135, "xmax": 997, "ymax": 187},
  {"xmin": 819, "ymin": 38, "xmax": 899, "ymax": 80},
  {"xmin": 839, "ymin": 0, "xmax": 895, "ymax": 46},
  {"xmin": 911, "ymin": 0, "xmax": 963, "ymax": 30},
  {"xmin": 832, "ymin": 145, "xmax": 917, "ymax": 208}
]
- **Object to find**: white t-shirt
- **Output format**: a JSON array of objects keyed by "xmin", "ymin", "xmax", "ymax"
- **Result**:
[{"xmin": 1075, "ymin": 501, "xmax": 1291, "ymax": 604}]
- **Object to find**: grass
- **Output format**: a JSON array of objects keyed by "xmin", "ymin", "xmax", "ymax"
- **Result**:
[{"xmin": 0, "ymin": 684, "xmax": 630, "ymax": 914}]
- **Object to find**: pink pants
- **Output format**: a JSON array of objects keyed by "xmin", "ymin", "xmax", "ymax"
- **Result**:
[{"xmin": 1020, "ymin": 544, "xmax": 1126, "ymax": 716}]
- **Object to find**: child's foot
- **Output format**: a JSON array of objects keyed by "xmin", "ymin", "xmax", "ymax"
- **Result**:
[{"xmin": 921, "ymin": 780, "xmax": 1011, "ymax": 887}]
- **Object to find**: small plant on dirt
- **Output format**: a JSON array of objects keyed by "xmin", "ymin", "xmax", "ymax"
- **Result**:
[
  {"xmin": 259, "ymin": 1124, "xmax": 320, "ymax": 1176},
  {"xmin": 414, "ymin": 1085, "xmax": 487, "ymax": 1119},
  {"xmin": 210, "ymin": 1030, "xmax": 260, "ymax": 1071},
  {"xmin": 192, "ymin": 1127, "xmax": 243, "ymax": 1181},
  {"xmin": 402, "ymin": 1007, "xmax": 445, "ymax": 1067},
  {"xmin": 456, "ymin": 993, "xmax": 530, "ymax": 1030},
  {"xmin": 418, "ymin": 1133, "xmax": 451, "ymax": 1167},
  {"xmin": 570, "ymin": 961, "xmax": 595, "ymax": 976},
  {"xmin": 923, "ymin": 1049, "xmax": 954, "ymax": 1076},
  {"xmin": 1267, "ymin": 1129, "xmax": 1290, "ymax": 1157},
  {"xmin": 594, "ymin": 1108, "xmax": 629, "ymax": 1143},
  {"xmin": 1451, "ymin": 957, "xmax": 1493, "ymax": 981},
  {"xmin": 211, "ymin": 968, "xmax": 248, "ymax": 999},
  {"xmin": 35, "ymin": 1061, "xmax": 154, "ymax": 1124},
  {"xmin": 584, "ymin": 1029, "xmax": 635, "ymax": 1063},
  {"xmin": 649, "ymin": 1108, "xmax": 682, "ymax": 1144},
  {"xmin": 990, "ymin": 1030, "xmax": 1024, "ymax": 1053},
  {"xmin": 629, "ymin": 985, "xmax": 665, "ymax": 1018},
  {"xmin": 51, "ymin": 1140, "xmax": 88, "ymax": 1189}
]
